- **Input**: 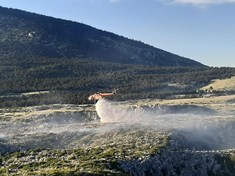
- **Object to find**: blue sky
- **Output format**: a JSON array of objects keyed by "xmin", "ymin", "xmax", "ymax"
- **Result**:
[{"xmin": 0, "ymin": 0, "xmax": 234, "ymax": 67}]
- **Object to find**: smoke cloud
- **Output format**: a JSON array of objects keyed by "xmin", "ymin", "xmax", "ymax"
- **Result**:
[
  {"xmin": 96, "ymin": 99, "xmax": 235, "ymax": 149},
  {"xmin": 0, "ymin": 98, "xmax": 234, "ymax": 153}
]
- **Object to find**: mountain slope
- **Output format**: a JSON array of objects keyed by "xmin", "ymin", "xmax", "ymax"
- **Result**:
[
  {"xmin": 0, "ymin": 6, "xmax": 204, "ymax": 67},
  {"xmin": 200, "ymin": 76, "xmax": 235, "ymax": 92}
]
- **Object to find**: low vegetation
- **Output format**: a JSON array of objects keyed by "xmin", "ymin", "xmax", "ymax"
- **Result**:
[{"xmin": 0, "ymin": 131, "xmax": 169, "ymax": 175}]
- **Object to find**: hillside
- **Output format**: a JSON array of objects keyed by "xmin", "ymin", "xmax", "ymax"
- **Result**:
[
  {"xmin": 1, "ymin": 6, "xmax": 235, "ymax": 107},
  {"xmin": 0, "ymin": 96, "xmax": 235, "ymax": 175},
  {"xmin": 0, "ymin": 6, "xmax": 204, "ymax": 67},
  {"xmin": 0, "ymin": 6, "xmax": 235, "ymax": 175},
  {"xmin": 200, "ymin": 76, "xmax": 235, "ymax": 92}
]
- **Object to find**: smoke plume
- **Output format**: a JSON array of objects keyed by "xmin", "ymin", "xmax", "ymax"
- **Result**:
[{"xmin": 95, "ymin": 99, "xmax": 235, "ymax": 149}]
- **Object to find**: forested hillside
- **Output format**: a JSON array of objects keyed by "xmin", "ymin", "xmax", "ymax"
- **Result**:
[
  {"xmin": 1, "ymin": 56, "xmax": 235, "ymax": 107},
  {"xmin": 0, "ymin": 6, "xmax": 204, "ymax": 67},
  {"xmin": 1, "ymin": 6, "xmax": 235, "ymax": 107}
]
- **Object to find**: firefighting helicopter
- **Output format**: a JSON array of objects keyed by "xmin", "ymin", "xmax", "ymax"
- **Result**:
[{"xmin": 88, "ymin": 89, "xmax": 117, "ymax": 101}]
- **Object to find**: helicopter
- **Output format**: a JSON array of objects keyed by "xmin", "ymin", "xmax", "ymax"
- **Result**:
[{"xmin": 88, "ymin": 89, "xmax": 117, "ymax": 101}]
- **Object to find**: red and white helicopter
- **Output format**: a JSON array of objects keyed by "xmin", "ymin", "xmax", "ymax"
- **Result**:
[{"xmin": 88, "ymin": 89, "xmax": 117, "ymax": 101}]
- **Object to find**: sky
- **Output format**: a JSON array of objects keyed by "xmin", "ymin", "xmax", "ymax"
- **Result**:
[{"xmin": 0, "ymin": 0, "xmax": 234, "ymax": 67}]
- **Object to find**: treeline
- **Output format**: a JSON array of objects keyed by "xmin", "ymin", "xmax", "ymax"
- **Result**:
[
  {"xmin": 0, "ymin": 57, "xmax": 235, "ymax": 107},
  {"xmin": 0, "ymin": 91, "xmax": 88, "ymax": 108}
]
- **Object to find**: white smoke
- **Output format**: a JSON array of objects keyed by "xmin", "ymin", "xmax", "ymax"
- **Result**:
[
  {"xmin": 96, "ymin": 99, "xmax": 156, "ymax": 123},
  {"xmin": 0, "ymin": 99, "xmax": 234, "ymax": 152},
  {"xmin": 95, "ymin": 99, "xmax": 206, "ymax": 124},
  {"xmin": 95, "ymin": 99, "xmax": 235, "ymax": 149}
]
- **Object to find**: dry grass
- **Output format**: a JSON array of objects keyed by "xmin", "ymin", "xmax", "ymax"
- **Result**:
[
  {"xmin": 1, "ymin": 94, "xmax": 235, "ymax": 121},
  {"xmin": 137, "ymin": 95, "xmax": 235, "ymax": 105},
  {"xmin": 200, "ymin": 76, "xmax": 235, "ymax": 91},
  {"xmin": 21, "ymin": 91, "xmax": 50, "ymax": 96},
  {"xmin": 136, "ymin": 95, "xmax": 235, "ymax": 113},
  {"xmin": 0, "ymin": 104, "xmax": 95, "ymax": 121}
]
